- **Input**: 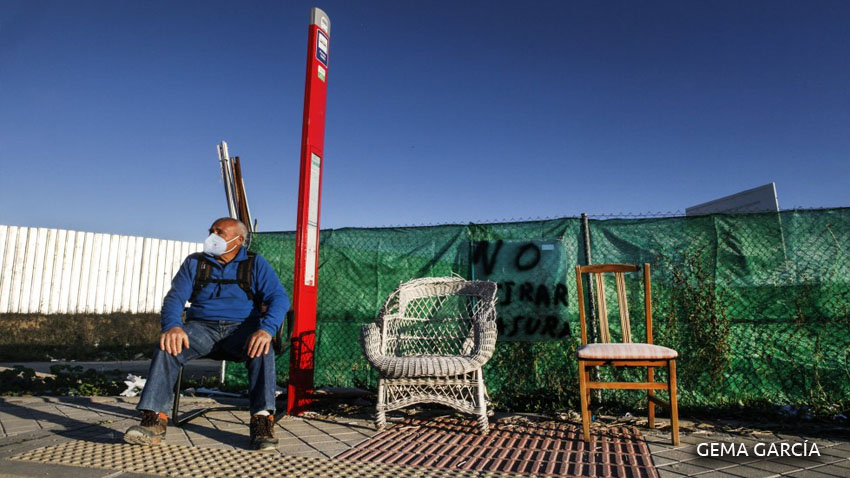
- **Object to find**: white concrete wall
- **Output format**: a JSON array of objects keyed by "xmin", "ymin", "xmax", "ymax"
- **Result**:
[{"xmin": 0, "ymin": 225, "xmax": 202, "ymax": 314}]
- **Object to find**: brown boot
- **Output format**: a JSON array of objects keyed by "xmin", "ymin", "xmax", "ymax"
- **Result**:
[
  {"xmin": 249, "ymin": 414, "xmax": 279, "ymax": 451},
  {"xmin": 124, "ymin": 411, "xmax": 167, "ymax": 445}
]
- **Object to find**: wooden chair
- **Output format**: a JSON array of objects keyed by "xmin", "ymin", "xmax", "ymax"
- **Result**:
[{"xmin": 575, "ymin": 263, "xmax": 679, "ymax": 445}]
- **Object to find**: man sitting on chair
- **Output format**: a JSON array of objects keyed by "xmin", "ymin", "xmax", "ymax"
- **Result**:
[{"xmin": 124, "ymin": 217, "xmax": 290, "ymax": 450}]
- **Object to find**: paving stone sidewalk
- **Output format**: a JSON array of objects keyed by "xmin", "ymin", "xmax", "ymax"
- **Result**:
[
  {"xmin": 0, "ymin": 396, "xmax": 848, "ymax": 478},
  {"xmin": 0, "ymin": 396, "xmax": 376, "ymax": 478}
]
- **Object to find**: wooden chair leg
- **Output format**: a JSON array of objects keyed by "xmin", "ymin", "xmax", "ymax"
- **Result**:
[
  {"xmin": 668, "ymin": 360, "xmax": 679, "ymax": 446},
  {"xmin": 647, "ymin": 366, "xmax": 655, "ymax": 429},
  {"xmin": 578, "ymin": 361, "xmax": 591, "ymax": 442}
]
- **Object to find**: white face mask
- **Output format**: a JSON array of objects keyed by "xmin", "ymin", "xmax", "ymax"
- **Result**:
[{"xmin": 203, "ymin": 233, "xmax": 240, "ymax": 257}]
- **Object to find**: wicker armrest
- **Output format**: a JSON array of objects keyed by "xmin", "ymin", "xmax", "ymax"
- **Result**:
[
  {"xmin": 468, "ymin": 319, "xmax": 498, "ymax": 366},
  {"xmin": 361, "ymin": 323, "xmax": 384, "ymax": 367}
]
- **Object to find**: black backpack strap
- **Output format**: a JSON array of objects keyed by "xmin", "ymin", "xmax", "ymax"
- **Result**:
[
  {"xmin": 190, "ymin": 255, "xmax": 214, "ymax": 303},
  {"xmin": 237, "ymin": 252, "xmax": 257, "ymax": 304},
  {"xmin": 189, "ymin": 252, "xmax": 258, "ymax": 305}
]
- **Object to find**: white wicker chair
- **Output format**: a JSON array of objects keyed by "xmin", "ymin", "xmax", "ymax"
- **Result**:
[{"xmin": 361, "ymin": 277, "xmax": 499, "ymax": 433}]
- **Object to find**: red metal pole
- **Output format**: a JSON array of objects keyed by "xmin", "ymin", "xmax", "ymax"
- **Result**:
[{"xmin": 288, "ymin": 7, "xmax": 330, "ymax": 415}]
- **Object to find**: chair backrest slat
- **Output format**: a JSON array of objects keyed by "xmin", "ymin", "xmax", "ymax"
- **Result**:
[
  {"xmin": 614, "ymin": 272, "xmax": 632, "ymax": 343},
  {"xmin": 575, "ymin": 263, "xmax": 651, "ymax": 346},
  {"xmin": 645, "ymin": 265, "xmax": 653, "ymax": 344},
  {"xmin": 593, "ymin": 273, "xmax": 610, "ymax": 343}
]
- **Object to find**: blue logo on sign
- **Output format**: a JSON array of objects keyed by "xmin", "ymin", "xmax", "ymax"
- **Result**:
[{"xmin": 316, "ymin": 31, "xmax": 329, "ymax": 66}]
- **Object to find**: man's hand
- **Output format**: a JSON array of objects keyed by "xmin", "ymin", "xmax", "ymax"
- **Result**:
[
  {"xmin": 246, "ymin": 329, "xmax": 272, "ymax": 358},
  {"xmin": 160, "ymin": 326, "xmax": 189, "ymax": 356}
]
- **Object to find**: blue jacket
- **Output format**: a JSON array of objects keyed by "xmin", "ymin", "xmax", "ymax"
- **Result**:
[{"xmin": 161, "ymin": 247, "xmax": 290, "ymax": 336}]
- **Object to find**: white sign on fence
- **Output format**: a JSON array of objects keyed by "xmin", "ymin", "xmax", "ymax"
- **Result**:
[{"xmin": 686, "ymin": 183, "xmax": 779, "ymax": 216}]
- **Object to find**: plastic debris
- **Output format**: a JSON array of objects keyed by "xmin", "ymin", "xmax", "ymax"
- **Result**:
[{"xmin": 120, "ymin": 374, "xmax": 146, "ymax": 397}]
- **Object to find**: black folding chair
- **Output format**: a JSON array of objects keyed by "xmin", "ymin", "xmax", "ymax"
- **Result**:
[{"xmin": 171, "ymin": 311, "xmax": 290, "ymax": 427}]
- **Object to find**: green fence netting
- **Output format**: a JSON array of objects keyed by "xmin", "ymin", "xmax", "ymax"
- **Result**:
[{"xmin": 225, "ymin": 208, "xmax": 850, "ymax": 414}]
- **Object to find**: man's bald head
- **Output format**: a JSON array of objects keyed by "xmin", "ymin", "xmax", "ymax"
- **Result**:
[{"xmin": 211, "ymin": 217, "xmax": 249, "ymax": 242}]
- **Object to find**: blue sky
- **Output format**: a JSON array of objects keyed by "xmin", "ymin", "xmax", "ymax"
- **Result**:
[{"xmin": 1, "ymin": 0, "xmax": 848, "ymax": 242}]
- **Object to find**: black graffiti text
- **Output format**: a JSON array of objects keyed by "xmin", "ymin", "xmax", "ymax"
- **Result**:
[
  {"xmin": 496, "ymin": 315, "xmax": 571, "ymax": 339},
  {"xmin": 499, "ymin": 281, "xmax": 568, "ymax": 307}
]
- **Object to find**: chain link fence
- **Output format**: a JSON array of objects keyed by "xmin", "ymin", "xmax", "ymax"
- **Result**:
[{"xmin": 226, "ymin": 208, "xmax": 850, "ymax": 416}]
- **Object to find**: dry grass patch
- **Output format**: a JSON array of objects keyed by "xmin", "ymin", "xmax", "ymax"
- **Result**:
[{"xmin": 0, "ymin": 313, "xmax": 160, "ymax": 361}]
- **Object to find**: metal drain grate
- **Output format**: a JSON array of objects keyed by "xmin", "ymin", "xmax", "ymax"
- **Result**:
[
  {"xmin": 11, "ymin": 440, "xmax": 509, "ymax": 478},
  {"xmin": 337, "ymin": 417, "xmax": 659, "ymax": 478}
]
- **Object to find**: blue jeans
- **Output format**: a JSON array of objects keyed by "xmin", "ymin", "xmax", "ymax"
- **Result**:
[{"xmin": 137, "ymin": 318, "xmax": 276, "ymax": 416}]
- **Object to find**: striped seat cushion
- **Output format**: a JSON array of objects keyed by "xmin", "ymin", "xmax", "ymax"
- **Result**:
[{"xmin": 577, "ymin": 343, "xmax": 678, "ymax": 360}]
